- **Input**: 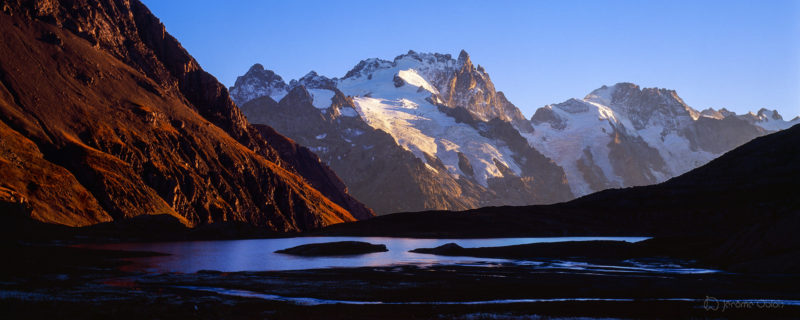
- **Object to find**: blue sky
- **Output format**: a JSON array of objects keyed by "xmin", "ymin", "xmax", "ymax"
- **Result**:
[{"xmin": 141, "ymin": 0, "xmax": 800, "ymax": 118}]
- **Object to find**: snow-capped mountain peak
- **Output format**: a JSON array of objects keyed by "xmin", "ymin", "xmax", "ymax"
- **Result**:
[
  {"xmin": 584, "ymin": 82, "xmax": 700, "ymax": 131},
  {"xmin": 586, "ymin": 83, "xmax": 689, "ymax": 112},
  {"xmin": 343, "ymin": 58, "xmax": 394, "ymax": 80}
]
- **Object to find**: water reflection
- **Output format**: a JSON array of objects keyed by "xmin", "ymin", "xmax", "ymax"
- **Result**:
[{"xmin": 82, "ymin": 236, "xmax": 650, "ymax": 273}]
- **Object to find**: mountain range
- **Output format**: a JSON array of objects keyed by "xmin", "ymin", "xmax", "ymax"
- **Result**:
[
  {"xmin": 0, "ymin": 0, "xmax": 372, "ymax": 231},
  {"xmin": 230, "ymin": 50, "xmax": 799, "ymax": 214}
]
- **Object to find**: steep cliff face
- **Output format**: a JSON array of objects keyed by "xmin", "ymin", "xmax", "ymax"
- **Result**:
[
  {"xmin": 0, "ymin": 0, "xmax": 372, "ymax": 229},
  {"xmin": 440, "ymin": 50, "xmax": 532, "ymax": 132}
]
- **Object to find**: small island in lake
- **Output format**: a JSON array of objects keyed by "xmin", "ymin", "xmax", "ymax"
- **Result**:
[
  {"xmin": 410, "ymin": 240, "xmax": 642, "ymax": 260},
  {"xmin": 275, "ymin": 241, "xmax": 388, "ymax": 256}
]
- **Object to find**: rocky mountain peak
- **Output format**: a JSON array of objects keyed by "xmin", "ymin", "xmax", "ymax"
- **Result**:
[
  {"xmin": 230, "ymin": 63, "xmax": 289, "ymax": 105},
  {"xmin": 248, "ymin": 63, "xmax": 264, "ymax": 72},
  {"xmin": 757, "ymin": 108, "xmax": 783, "ymax": 121},
  {"xmin": 700, "ymin": 108, "xmax": 725, "ymax": 119},
  {"xmin": 343, "ymin": 58, "xmax": 393, "ymax": 79},
  {"xmin": 585, "ymin": 82, "xmax": 698, "ymax": 130},
  {"xmin": 457, "ymin": 49, "xmax": 472, "ymax": 68},
  {"xmin": 290, "ymin": 71, "xmax": 337, "ymax": 90},
  {"xmin": 238, "ymin": 64, "xmax": 286, "ymax": 86},
  {"xmin": 553, "ymin": 98, "xmax": 592, "ymax": 114},
  {"xmin": 718, "ymin": 108, "xmax": 737, "ymax": 118},
  {"xmin": 392, "ymin": 51, "xmax": 455, "ymax": 70},
  {"xmin": 587, "ymin": 82, "xmax": 684, "ymax": 106}
]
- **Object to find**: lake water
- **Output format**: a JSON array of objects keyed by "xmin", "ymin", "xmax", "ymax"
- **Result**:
[{"xmin": 81, "ymin": 236, "xmax": 653, "ymax": 273}]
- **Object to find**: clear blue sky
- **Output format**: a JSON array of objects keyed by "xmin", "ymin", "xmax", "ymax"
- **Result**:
[{"xmin": 141, "ymin": 0, "xmax": 800, "ymax": 118}]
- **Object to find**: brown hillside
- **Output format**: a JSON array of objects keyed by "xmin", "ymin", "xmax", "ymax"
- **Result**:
[{"xmin": 0, "ymin": 0, "xmax": 372, "ymax": 230}]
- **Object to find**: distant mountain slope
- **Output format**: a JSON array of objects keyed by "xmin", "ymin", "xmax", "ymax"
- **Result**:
[
  {"xmin": 233, "ymin": 51, "xmax": 573, "ymax": 214},
  {"xmin": 0, "ymin": 0, "xmax": 372, "ymax": 229}
]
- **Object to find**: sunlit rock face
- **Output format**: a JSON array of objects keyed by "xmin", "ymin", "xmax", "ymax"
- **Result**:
[{"xmin": 0, "ymin": 0, "xmax": 373, "ymax": 229}]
